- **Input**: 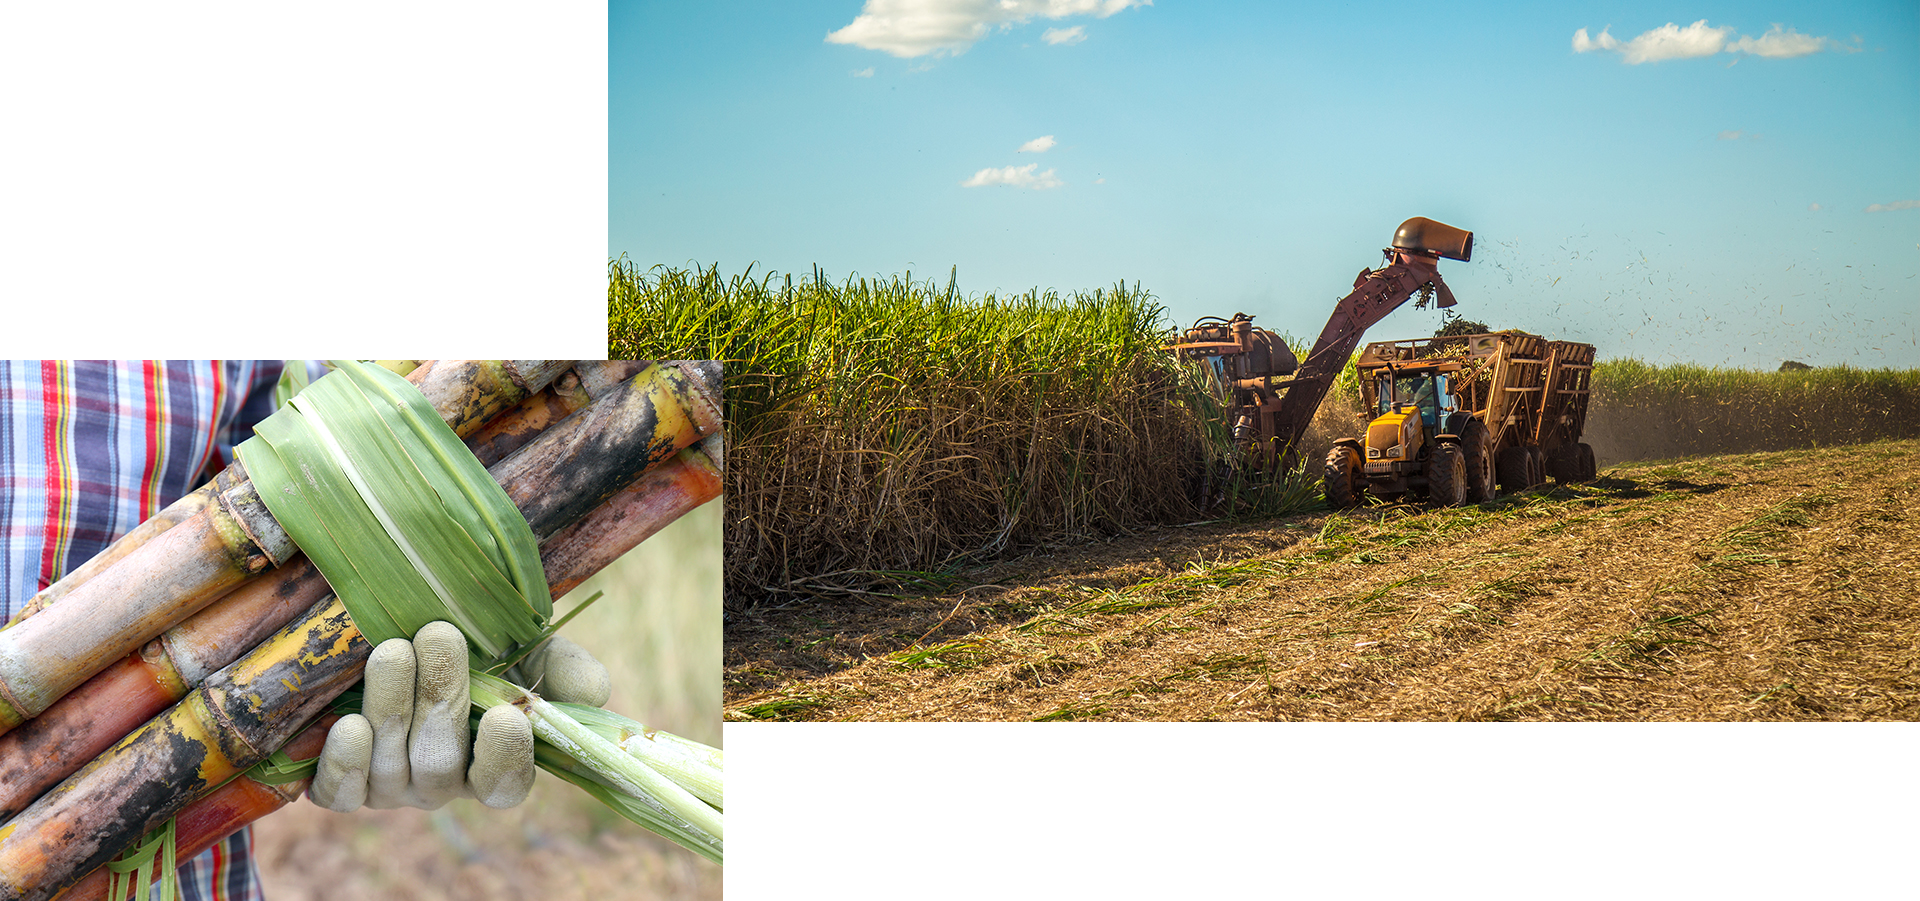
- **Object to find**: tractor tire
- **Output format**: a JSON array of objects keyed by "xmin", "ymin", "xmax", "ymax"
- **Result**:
[
  {"xmin": 1324, "ymin": 444, "xmax": 1365, "ymax": 509},
  {"xmin": 1576, "ymin": 442, "xmax": 1597, "ymax": 481},
  {"xmin": 1426, "ymin": 442, "xmax": 1467, "ymax": 507},
  {"xmin": 1459, "ymin": 418, "xmax": 1495, "ymax": 503},
  {"xmin": 1496, "ymin": 446, "xmax": 1531, "ymax": 493}
]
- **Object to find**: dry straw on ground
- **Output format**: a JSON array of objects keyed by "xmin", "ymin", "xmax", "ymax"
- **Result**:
[{"xmin": 726, "ymin": 441, "xmax": 1920, "ymax": 722}]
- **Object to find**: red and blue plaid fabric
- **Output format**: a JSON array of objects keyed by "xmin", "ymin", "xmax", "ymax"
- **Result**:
[{"xmin": 2, "ymin": 360, "xmax": 283, "ymax": 901}]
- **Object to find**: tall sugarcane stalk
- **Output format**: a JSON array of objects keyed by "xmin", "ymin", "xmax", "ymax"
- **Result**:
[
  {"xmin": 0, "ymin": 361, "xmax": 723, "ymax": 901},
  {"xmin": 0, "ymin": 362, "xmax": 575, "ymax": 736}
]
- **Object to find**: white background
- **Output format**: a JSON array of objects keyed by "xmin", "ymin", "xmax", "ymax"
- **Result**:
[{"xmin": 3, "ymin": 6, "xmax": 1908, "ymax": 899}]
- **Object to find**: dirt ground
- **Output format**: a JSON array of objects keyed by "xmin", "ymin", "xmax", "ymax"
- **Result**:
[{"xmin": 724, "ymin": 440, "xmax": 1920, "ymax": 721}]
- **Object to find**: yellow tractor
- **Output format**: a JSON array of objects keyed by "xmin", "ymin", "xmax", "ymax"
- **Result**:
[{"xmin": 1326, "ymin": 332, "xmax": 1597, "ymax": 508}]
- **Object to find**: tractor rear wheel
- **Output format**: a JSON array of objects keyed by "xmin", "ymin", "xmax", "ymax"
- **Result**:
[
  {"xmin": 1427, "ymin": 442, "xmax": 1467, "ymax": 507},
  {"xmin": 1324, "ymin": 444, "xmax": 1365, "ymax": 509},
  {"xmin": 1459, "ymin": 418, "xmax": 1495, "ymax": 503}
]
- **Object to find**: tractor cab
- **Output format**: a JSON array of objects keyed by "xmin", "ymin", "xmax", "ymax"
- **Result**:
[{"xmin": 1374, "ymin": 369, "xmax": 1450, "ymax": 432}]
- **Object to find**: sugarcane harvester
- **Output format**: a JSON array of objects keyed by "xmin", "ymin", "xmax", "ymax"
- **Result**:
[{"xmin": 1170, "ymin": 216, "xmax": 1476, "ymax": 472}]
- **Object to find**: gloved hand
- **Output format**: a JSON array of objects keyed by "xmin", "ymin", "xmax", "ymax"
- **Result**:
[{"xmin": 310, "ymin": 621, "xmax": 611, "ymax": 812}]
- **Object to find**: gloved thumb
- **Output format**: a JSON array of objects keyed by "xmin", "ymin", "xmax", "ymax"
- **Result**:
[{"xmin": 518, "ymin": 635, "xmax": 611, "ymax": 707}]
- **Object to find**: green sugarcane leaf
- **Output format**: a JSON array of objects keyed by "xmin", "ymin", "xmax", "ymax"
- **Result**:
[
  {"xmin": 238, "ymin": 360, "xmax": 551, "ymax": 662},
  {"xmin": 348, "ymin": 361, "xmax": 550, "ymax": 616}
]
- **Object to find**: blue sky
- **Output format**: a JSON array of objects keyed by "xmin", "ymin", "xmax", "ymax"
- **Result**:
[{"xmin": 613, "ymin": 1, "xmax": 1918, "ymax": 368}]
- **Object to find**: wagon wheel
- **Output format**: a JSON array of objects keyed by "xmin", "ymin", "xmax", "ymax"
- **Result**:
[
  {"xmin": 1525, "ymin": 446, "xmax": 1547, "ymax": 488},
  {"xmin": 1548, "ymin": 444, "xmax": 1582, "ymax": 483}
]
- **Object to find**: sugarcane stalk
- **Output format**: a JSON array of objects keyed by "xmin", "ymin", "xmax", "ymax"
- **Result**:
[
  {"xmin": 0, "ymin": 365, "xmax": 718, "ymax": 818},
  {"xmin": 0, "ymin": 362, "xmax": 724, "ymax": 899},
  {"xmin": 468, "ymin": 673, "xmax": 720, "ymax": 857},
  {"xmin": 50, "ymin": 716, "xmax": 337, "ymax": 901},
  {"xmin": 493, "ymin": 361, "xmax": 723, "ymax": 540},
  {"xmin": 553, "ymin": 702, "xmax": 722, "ymax": 810},
  {"xmin": 0, "ymin": 362, "xmax": 573, "ymax": 737},
  {"xmin": 0, "ymin": 595, "xmax": 366, "ymax": 901},
  {"xmin": 0, "ymin": 479, "xmax": 294, "ymax": 734},
  {"xmin": 0, "ymin": 561, "xmax": 332, "ymax": 819},
  {"xmin": 0, "ymin": 483, "xmax": 220, "ymax": 632},
  {"xmin": 541, "ymin": 433, "xmax": 723, "ymax": 597}
]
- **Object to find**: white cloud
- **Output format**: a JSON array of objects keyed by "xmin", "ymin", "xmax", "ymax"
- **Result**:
[
  {"xmin": 1571, "ymin": 20, "xmax": 1842, "ymax": 64},
  {"xmin": 1017, "ymin": 135, "xmax": 1056, "ymax": 153},
  {"xmin": 1808, "ymin": 203, "xmax": 1822, "ymax": 212},
  {"xmin": 1865, "ymin": 199, "xmax": 1919, "ymax": 213},
  {"xmin": 1717, "ymin": 130, "xmax": 1743, "ymax": 140},
  {"xmin": 1043, "ymin": 25, "xmax": 1086, "ymax": 45},
  {"xmin": 1571, "ymin": 27, "xmax": 1618, "ymax": 53},
  {"xmin": 1728, "ymin": 25, "xmax": 1828, "ymax": 59},
  {"xmin": 852, "ymin": 67, "xmax": 875, "ymax": 77},
  {"xmin": 961, "ymin": 163, "xmax": 1063, "ymax": 189},
  {"xmin": 1619, "ymin": 20, "xmax": 1732, "ymax": 64},
  {"xmin": 826, "ymin": 0, "xmax": 1149, "ymax": 58}
]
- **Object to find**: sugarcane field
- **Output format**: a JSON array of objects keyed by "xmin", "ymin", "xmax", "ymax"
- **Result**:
[
  {"xmin": 0, "ymin": 361, "xmax": 722, "ymax": 901},
  {"xmin": 606, "ymin": 253, "xmax": 1920, "ymax": 725}
]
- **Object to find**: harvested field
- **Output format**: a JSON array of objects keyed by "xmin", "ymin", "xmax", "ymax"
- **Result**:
[{"xmin": 724, "ymin": 440, "xmax": 1920, "ymax": 722}]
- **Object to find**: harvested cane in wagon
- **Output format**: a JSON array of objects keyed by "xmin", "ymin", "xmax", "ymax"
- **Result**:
[{"xmin": 0, "ymin": 359, "xmax": 725, "ymax": 901}]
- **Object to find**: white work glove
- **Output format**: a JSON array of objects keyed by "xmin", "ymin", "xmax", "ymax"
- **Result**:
[{"xmin": 310, "ymin": 621, "xmax": 611, "ymax": 812}]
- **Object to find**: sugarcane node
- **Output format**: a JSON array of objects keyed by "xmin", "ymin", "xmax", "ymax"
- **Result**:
[
  {"xmin": 137, "ymin": 639, "xmax": 191, "ymax": 699},
  {"xmin": 211, "ymin": 479, "xmax": 295, "ymax": 572}
]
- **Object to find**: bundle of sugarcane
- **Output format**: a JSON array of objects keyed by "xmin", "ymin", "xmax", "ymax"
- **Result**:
[{"xmin": 0, "ymin": 360, "xmax": 725, "ymax": 901}]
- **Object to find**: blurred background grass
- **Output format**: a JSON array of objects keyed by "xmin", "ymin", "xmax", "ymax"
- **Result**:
[{"xmin": 252, "ymin": 498, "xmax": 721, "ymax": 901}]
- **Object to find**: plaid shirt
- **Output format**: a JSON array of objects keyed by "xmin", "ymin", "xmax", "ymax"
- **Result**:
[{"xmin": 1, "ymin": 360, "xmax": 284, "ymax": 901}]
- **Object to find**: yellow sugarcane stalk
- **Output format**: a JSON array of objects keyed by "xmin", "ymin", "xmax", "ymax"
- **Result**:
[{"xmin": 0, "ymin": 597, "xmax": 367, "ymax": 901}]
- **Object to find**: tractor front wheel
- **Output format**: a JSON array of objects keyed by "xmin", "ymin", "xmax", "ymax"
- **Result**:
[
  {"xmin": 1325, "ymin": 444, "xmax": 1365, "ymax": 509},
  {"xmin": 1427, "ymin": 442, "xmax": 1467, "ymax": 507}
]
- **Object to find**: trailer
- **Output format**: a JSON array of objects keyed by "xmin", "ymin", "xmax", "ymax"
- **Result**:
[{"xmin": 1325, "ymin": 331, "xmax": 1597, "ymax": 507}]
